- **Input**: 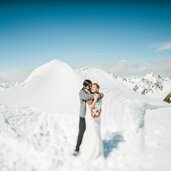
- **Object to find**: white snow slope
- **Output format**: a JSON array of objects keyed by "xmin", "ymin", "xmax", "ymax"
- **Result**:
[{"xmin": 0, "ymin": 59, "xmax": 171, "ymax": 171}]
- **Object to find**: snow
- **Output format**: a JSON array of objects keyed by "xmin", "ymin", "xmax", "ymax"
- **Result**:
[
  {"xmin": 113, "ymin": 72, "xmax": 171, "ymax": 100},
  {"xmin": 144, "ymin": 107, "xmax": 171, "ymax": 171},
  {"xmin": 0, "ymin": 59, "xmax": 83, "ymax": 114},
  {"xmin": 0, "ymin": 82, "xmax": 18, "ymax": 91},
  {"xmin": 0, "ymin": 59, "xmax": 171, "ymax": 171}
]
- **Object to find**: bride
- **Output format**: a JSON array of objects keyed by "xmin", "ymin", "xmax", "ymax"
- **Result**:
[{"xmin": 79, "ymin": 83, "xmax": 104, "ymax": 161}]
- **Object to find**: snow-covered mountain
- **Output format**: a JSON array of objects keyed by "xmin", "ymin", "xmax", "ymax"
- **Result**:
[
  {"xmin": 0, "ymin": 60, "xmax": 171, "ymax": 171},
  {"xmin": 0, "ymin": 81, "xmax": 19, "ymax": 90},
  {"xmin": 113, "ymin": 72, "xmax": 171, "ymax": 100}
]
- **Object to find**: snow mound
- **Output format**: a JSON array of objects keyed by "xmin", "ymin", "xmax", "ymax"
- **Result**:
[{"xmin": 0, "ymin": 59, "xmax": 82, "ymax": 114}]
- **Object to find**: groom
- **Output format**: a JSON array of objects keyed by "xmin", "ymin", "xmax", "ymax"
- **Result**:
[{"xmin": 73, "ymin": 79, "xmax": 103, "ymax": 156}]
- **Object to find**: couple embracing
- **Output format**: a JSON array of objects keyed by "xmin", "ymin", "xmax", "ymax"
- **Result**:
[{"xmin": 73, "ymin": 79, "xmax": 104, "ymax": 161}]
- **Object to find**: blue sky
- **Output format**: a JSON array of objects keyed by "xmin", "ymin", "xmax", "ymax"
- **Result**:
[{"xmin": 0, "ymin": 0, "xmax": 171, "ymax": 80}]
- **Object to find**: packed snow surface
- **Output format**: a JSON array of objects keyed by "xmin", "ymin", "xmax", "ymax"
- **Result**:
[{"xmin": 0, "ymin": 59, "xmax": 171, "ymax": 171}]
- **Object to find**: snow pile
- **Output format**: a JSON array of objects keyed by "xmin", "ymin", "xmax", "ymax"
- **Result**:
[
  {"xmin": 143, "ymin": 107, "xmax": 171, "ymax": 171},
  {"xmin": 0, "ymin": 59, "xmax": 83, "ymax": 114},
  {"xmin": 0, "ymin": 60, "xmax": 171, "ymax": 171},
  {"xmin": 0, "ymin": 104, "xmax": 79, "ymax": 171}
]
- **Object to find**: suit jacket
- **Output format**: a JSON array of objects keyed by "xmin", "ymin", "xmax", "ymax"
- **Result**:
[{"xmin": 79, "ymin": 88, "xmax": 94, "ymax": 118}]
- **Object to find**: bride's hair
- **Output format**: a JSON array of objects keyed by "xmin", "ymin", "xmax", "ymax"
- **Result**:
[
  {"xmin": 87, "ymin": 83, "xmax": 100, "ymax": 105},
  {"xmin": 92, "ymin": 83, "xmax": 100, "ymax": 89}
]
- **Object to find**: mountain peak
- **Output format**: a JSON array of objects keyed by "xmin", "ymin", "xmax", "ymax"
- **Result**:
[
  {"xmin": 0, "ymin": 59, "xmax": 82, "ymax": 114},
  {"xmin": 22, "ymin": 59, "xmax": 74, "ymax": 85}
]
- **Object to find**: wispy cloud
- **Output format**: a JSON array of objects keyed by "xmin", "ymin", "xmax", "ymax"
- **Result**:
[
  {"xmin": 151, "ymin": 41, "xmax": 171, "ymax": 52},
  {"xmin": 1, "ymin": 58, "xmax": 171, "ymax": 83},
  {"xmin": 85, "ymin": 58, "xmax": 171, "ymax": 76}
]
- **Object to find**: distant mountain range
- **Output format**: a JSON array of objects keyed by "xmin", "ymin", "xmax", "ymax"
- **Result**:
[
  {"xmin": 111, "ymin": 72, "xmax": 171, "ymax": 100},
  {"xmin": 0, "ymin": 81, "xmax": 19, "ymax": 90},
  {"xmin": 1, "ymin": 69, "xmax": 171, "ymax": 101}
]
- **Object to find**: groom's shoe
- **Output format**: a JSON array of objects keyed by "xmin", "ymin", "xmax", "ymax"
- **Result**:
[{"xmin": 72, "ymin": 150, "xmax": 79, "ymax": 156}]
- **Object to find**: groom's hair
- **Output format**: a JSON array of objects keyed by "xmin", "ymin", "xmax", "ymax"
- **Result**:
[{"xmin": 83, "ymin": 79, "xmax": 92, "ymax": 87}]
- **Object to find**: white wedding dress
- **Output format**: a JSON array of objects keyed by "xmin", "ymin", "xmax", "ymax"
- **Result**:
[{"xmin": 79, "ymin": 103, "xmax": 104, "ymax": 161}]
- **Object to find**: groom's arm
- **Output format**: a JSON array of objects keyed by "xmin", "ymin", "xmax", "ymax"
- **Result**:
[
  {"xmin": 100, "ymin": 93, "xmax": 104, "ymax": 98},
  {"xmin": 79, "ymin": 90, "xmax": 94, "ymax": 101},
  {"xmin": 96, "ymin": 92, "xmax": 104, "ymax": 99}
]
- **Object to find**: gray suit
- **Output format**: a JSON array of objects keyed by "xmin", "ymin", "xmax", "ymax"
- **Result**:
[
  {"xmin": 75, "ymin": 87, "xmax": 103, "ymax": 152},
  {"xmin": 79, "ymin": 88, "xmax": 94, "ymax": 118}
]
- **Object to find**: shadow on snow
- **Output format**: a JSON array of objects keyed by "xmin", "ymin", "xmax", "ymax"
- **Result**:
[{"xmin": 103, "ymin": 132, "xmax": 124, "ymax": 159}]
